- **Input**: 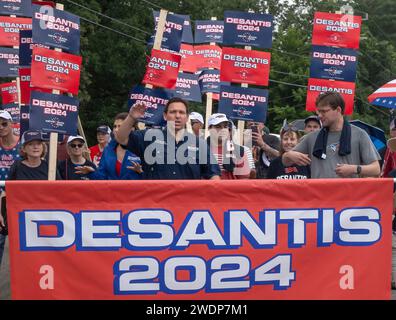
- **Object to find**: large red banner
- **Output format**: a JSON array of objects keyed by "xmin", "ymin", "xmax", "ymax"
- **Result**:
[
  {"xmin": 142, "ymin": 49, "xmax": 181, "ymax": 89},
  {"xmin": 30, "ymin": 47, "xmax": 82, "ymax": 95},
  {"xmin": 306, "ymin": 78, "xmax": 356, "ymax": 115},
  {"xmin": 312, "ymin": 12, "xmax": 362, "ymax": 49},
  {"xmin": 6, "ymin": 179, "xmax": 393, "ymax": 300},
  {"xmin": 220, "ymin": 47, "xmax": 271, "ymax": 86},
  {"xmin": 0, "ymin": 16, "xmax": 31, "ymax": 47}
]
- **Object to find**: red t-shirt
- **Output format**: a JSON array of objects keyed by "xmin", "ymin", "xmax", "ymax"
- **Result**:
[
  {"xmin": 89, "ymin": 144, "xmax": 104, "ymax": 166},
  {"xmin": 115, "ymin": 160, "xmax": 122, "ymax": 177}
]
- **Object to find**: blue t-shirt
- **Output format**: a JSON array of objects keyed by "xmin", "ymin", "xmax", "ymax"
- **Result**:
[{"xmin": 0, "ymin": 139, "xmax": 21, "ymax": 183}]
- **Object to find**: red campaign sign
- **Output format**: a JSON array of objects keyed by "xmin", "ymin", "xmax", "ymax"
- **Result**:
[
  {"xmin": 0, "ymin": 81, "xmax": 18, "ymax": 104},
  {"xmin": 30, "ymin": 47, "xmax": 82, "ymax": 95},
  {"xmin": 194, "ymin": 44, "xmax": 222, "ymax": 70},
  {"xmin": 179, "ymin": 44, "xmax": 197, "ymax": 73},
  {"xmin": 142, "ymin": 49, "xmax": 181, "ymax": 89},
  {"xmin": 18, "ymin": 67, "xmax": 52, "ymax": 105},
  {"xmin": 6, "ymin": 179, "xmax": 393, "ymax": 300},
  {"xmin": 32, "ymin": 1, "xmax": 56, "ymax": 8},
  {"xmin": 0, "ymin": 16, "xmax": 32, "ymax": 47},
  {"xmin": 220, "ymin": 47, "xmax": 271, "ymax": 86},
  {"xmin": 312, "ymin": 12, "xmax": 362, "ymax": 49},
  {"xmin": 306, "ymin": 78, "xmax": 356, "ymax": 115}
]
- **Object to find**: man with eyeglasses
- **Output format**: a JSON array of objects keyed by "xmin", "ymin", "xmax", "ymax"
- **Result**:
[
  {"xmin": 57, "ymin": 136, "xmax": 97, "ymax": 180},
  {"xmin": 0, "ymin": 110, "xmax": 20, "ymax": 266},
  {"xmin": 282, "ymin": 92, "xmax": 380, "ymax": 179}
]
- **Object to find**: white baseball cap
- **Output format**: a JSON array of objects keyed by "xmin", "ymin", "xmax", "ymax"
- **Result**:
[
  {"xmin": 67, "ymin": 135, "xmax": 86, "ymax": 144},
  {"xmin": 0, "ymin": 110, "xmax": 12, "ymax": 121},
  {"xmin": 189, "ymin": 112, "xmax": 204, "ymax": 125},
  {"xmin": 208, "ymin": 113, "xmax": 229, "ymax": 126}
]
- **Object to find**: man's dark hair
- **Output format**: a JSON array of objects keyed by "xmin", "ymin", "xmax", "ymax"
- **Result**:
[
  {"xmin": 114, "ymin": 112, "xmax": 129, "ymax": 121},
  {"xmin": 164, "ymin": 97, "xmax": 189, "ymax": 114},
  {"xmin": 315, "ymin": 92, "xmax": 345, "ymax": 114}
]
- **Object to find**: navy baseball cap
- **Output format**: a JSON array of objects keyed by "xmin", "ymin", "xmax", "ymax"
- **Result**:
[
  {"xmin": 97, "ymin": 125, "xmax": 111, "ymax": 134},
  {"xmin": 21, "ymin": 130, "xmax": 44, "ymax": 146},
  {"xmin": 304, "ymin": 115, "xmax": 322, "ymax": 127}
]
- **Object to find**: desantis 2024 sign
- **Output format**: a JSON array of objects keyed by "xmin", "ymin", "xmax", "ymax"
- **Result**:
[{"xmin": 6, "ymin": 179, "xmax": 393, "ymax": 300}]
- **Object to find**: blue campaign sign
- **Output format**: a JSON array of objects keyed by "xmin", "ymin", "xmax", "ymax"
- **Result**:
[
  {"xmin": 223, "ymin": 11, "xmax": 274, "ymax": 49},
  {"xmin": 19, "ymin": 30, "xmax": 50, "ymax": 66},
  {"xmin": 171, "ymin": 72, "xmax": 201, "ymax": 102},
  {"xmin": 29, "ymin": 91, "xmax": 79, "ymax": 135},
  {"xmin": 32, "ymin": 4, "xmax": 80, "ymax": 54},
  {"xmin": 198, "ymin": 69, "xmax": 230, "ymax": 94},
  {"xmin": 0, "ymin": 0, "xmax": 32, "ymax": 17},
  {"xmin": 175, "ymin": 13, "xmax": 193, "ymax": 44},
  {"xmin": 148, "ymin": 11, "xmax": 185, "ymax": 52},
  {"xmin": 218, "ymin": 85, "xmax": 268, "ymax": 122},
  {"xmin": 20, "ymin": 104, "xmax": 30, "ymax": 137},
  {"xmin": 310, "ymin": 45, "xmax": 358, "ymax": 82},
  {"xmin": 0, "ymin": 47, "xmax": 19, "ymax": 77},
  {"xmin": 128, "ymin": 85, "xmax": 174, "ymax": 126},
  {"xmin": 195, "ymin": 20, "xmax": 224, "ymax": 44}
]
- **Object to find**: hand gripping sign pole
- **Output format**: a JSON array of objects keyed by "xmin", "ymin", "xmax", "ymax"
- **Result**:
[{"xmin": 204, "ymin": 17, "xmax": 217, "ymax": 139}]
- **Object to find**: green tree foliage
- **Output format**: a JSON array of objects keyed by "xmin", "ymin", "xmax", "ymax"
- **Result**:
[{"xmin": 59, "ymin": 0, "xmax": 396, "ymax": 143}]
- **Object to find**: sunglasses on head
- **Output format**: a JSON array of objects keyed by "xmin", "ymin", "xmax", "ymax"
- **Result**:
[
  {"xmin": 281, "ymin": 123, "xmax": 299, "ymax": 132},
  {"xmin": 70, "ymin": 143, "xmax": 84, "ymax": 149}
]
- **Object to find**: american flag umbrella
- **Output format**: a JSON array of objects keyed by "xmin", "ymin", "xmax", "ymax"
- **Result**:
[{"xmin": 368, "ymin": 79, "xmax": 396, "ymax": 108}]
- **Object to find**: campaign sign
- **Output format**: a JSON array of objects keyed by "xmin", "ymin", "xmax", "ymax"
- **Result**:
[
  {"xmin": 0, "ymin": 81, "xmax": 18, "ymax": 104},
  {"xmin": 176, "ymin": 13, "xmax": 193, "ymax": 44},
  {"xmin": 172, "ymin": 72, "xmax": 201, "ymax": 102},
  {"xmin": 223, "ymin": 11, "xmax": 273, "ymax": 49},
  {"xmin": 0, "ymin": 16, "xmax": 32, "ymax": 47},
  {"xmin": 19, "ymin": 30, "xmax": 50, "ymax": 66},
  {"xmin": 0, "ymin": 47, "xmax": 18, "ymax": 77},
  {"xmin": 312, "ymin": 12, "xmax": 362, "ymax": 49},
  {"xmin": 7, "ymin": 178, "xmax": 392, "ymax": 300},
  {"xmin": 0, "ymin": 0, "xmax": 32, "ymax": 17},
  {"xmin": 2, "ymin": 103, "xmax": 20, "ymax": 122},
  {"xmin": 32, "ymin": 5, "xmax": 80, "ymax": 54},
  {"xmin": 32, "ymin": 1, "xmax": 55, "ymax": 8},
  {"xmin": 19, "ymin": 67, "xmax": 52, "ymax": 105},
  {"xmin": 142, "ymin": 49, "xmax": 181, "ymax": 89},
  {"xmin": 179, "ymin": 44, "xmax": 197, "ymax": 73},
  {"xmin": 148, "ymin": 11, "xmax": 185, "ymax": 53},
  {"xmin": 198, "ymin": 69, "xmax": 230, "ymax": 94},
  {"xmin": 310, "ymin": 45, "xmax": 358, "ymax": 82},
  {"xmin": 220, "ymin": 47, "xmax": 271, "ymax": 86},
  {"xmin": 29, "ymin": 91, "xmax": 79, "ymax": 135},
  {"xmin": 19, "ymin": 104, "xmax": 29, "ymax": 136},
  {"xmin": 194, "ymin": 44, "xmax": 222, "ymax": 70},
  {"xmin": 128, "ymin": 85, "xmax": 173, "ymax": 126},
  {"xmin": 195, "ymin": 20, "xmax": 224, "ymax": 44},
  {"xmin": 218, "ymin": 85, "xmax": 268, "ymax": 122},
  {"xmin": 306, "ymin": 78, "xmax": 356, "ymax": 115},
  {"xmin": 31, "ymin": 47, "xmax": 82, "ymax": 95}
]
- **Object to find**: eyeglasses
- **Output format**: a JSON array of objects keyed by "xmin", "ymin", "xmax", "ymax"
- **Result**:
[
  {"xmin": 70, "ymin": 143, "xmax": 84, "ymax": 149},
  {"xmin": 0, "ymin": 122, "xmax": 9, "ymax": 128},
  {"xmin": 316, "ymin": 108, "xmax": 333, "ymax": 115}
]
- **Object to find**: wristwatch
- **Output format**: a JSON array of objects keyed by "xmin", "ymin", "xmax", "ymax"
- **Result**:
[{"xmin": 356, "ymin": 165, "xmax": 362, "ymax": 175}]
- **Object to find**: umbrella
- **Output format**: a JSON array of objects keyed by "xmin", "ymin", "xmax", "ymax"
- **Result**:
[
  {"xmin": 350, "ymin": 120, "xmax": 387, "ymax": 151},
  {"xmin": 368, "ymin": 79, "xmax": 396, "ymax": 109}
]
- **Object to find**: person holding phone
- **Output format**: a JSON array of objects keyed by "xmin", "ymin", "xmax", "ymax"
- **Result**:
[{"xmin": 246, "ymin": 121, "xmax": 280, "ymax": 179}]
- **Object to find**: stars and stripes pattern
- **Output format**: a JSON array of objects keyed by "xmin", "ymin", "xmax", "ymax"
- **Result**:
[{"xmin": 368, "ymin": 79, "xmax": 396, "ymax": 109}]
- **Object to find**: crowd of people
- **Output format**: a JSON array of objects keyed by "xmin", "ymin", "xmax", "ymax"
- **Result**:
[{"xmin": 0, "ymin": 92, "xmax": 395, "ymax": 288}]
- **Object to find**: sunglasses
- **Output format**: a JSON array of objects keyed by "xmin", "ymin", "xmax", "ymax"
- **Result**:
[
  {"xmin": 0, "ymin": 122, "xmax": 9, "ymax": 128},
  {"xmin": 70, "ymin": 143, "xmax": 84, "ymax": 149},
  {"xmin": 281, "ymin": 123, "xmax": 299, "ymax": 132}
]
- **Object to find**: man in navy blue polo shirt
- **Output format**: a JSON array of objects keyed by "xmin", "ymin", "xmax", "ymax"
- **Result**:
[{"xmin": 115, "ymin": 97, "xmax": 220, "ymax": 180}]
